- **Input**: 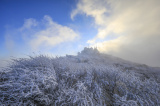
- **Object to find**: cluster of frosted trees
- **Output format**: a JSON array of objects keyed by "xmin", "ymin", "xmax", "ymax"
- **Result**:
[{"xmin": 0, "ymin": 48, "xmax": 159, "ymax": 105}]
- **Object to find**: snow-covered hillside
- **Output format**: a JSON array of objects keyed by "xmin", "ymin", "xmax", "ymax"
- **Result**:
[{"xmin": 0, "ymin": 48, "xmax": 160, "ymax": 106}]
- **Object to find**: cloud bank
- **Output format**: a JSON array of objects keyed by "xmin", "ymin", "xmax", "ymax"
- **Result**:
[
  {"xmin": 5, "ymin": 15, "xmax": 79, "ymax": 52},
  {"xmin": 72, "ymin": 0, "xmax": 160, "ymax": 67}
]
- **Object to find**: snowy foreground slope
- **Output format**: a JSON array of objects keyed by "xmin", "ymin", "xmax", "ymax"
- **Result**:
[{"xmin": 0, "ymin": 48, "xmax": 160, "ymax": 106}]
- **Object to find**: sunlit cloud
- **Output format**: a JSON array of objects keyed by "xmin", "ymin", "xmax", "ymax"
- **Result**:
[
  {"xmin": 5, "ymin": 15, "xmax": 79, "ymax": 52},
  {"xmin": 29, "ymin": 15, "xmax": 79, "ymax": 50},
  {"xmin": 72, "ymin": 0, "xmax": 160, "ymax": 66}
]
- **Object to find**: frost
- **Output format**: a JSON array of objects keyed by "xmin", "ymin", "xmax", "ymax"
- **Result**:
[{"xmin": 0, "ymin": 48, "xmax": 160, "ymax": 105}]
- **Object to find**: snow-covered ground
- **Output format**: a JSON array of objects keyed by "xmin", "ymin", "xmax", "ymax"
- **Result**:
[{"xmin": 0, "ymin": 48, "xmax": 160, "ymax": 106}]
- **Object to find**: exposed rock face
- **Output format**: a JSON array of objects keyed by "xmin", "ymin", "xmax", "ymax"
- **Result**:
[{"xmin": 0, "ymin": 48, "xmax": 160, "ymax": 106}]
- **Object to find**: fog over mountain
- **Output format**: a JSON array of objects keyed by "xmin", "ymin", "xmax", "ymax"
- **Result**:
[{"xmin": 0, "ymin": 48, "xmax": 160, "ymax": 106}]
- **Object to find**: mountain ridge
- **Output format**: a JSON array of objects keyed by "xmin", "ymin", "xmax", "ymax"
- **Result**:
[{"xmin": 0, "ymin": 47, "xmax": 160, "ymax": 105}]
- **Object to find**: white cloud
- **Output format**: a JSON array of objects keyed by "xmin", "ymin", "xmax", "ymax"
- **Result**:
[
  {"xmin": 72, "ymin": 0, "xmax": 160, "ymax": 67},
  {"xmin": 5, "ymin": 15, "xmax": 79, "ymax": 52},
  {"xmin": 20, "ymin": 18, "xmax": 38, "ymax": 30},
  {"xmin": 29, "ymin": 15, "xmax": 79, "ymax": 50}
]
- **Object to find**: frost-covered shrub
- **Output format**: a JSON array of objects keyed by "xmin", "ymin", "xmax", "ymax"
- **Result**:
[
  {"xmin": 0, "ymin": 55, "xmax": 57, "ymax": 105},
  {"xmin": 0, "ymin": 48, "xmax": 160, "ymax": 106}
]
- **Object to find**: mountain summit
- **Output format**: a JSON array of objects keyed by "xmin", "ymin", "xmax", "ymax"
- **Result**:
[{"xmin": 0, "ymin": 48, "xmax": 160, "ymax": 105}]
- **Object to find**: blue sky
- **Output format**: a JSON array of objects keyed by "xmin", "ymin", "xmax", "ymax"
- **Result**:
[
  {"xmin": 1, "ymin": 0, "xmax": 160, "ymax": 67},
  {"xmin": 0, "ymin": 0, "xmax": 96, "ymax": 58}
]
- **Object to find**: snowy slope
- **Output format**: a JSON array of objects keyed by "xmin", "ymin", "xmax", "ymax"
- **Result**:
[{"xmin": 0, "ymin": 48, "xmax": 160, "ymax": 106}]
